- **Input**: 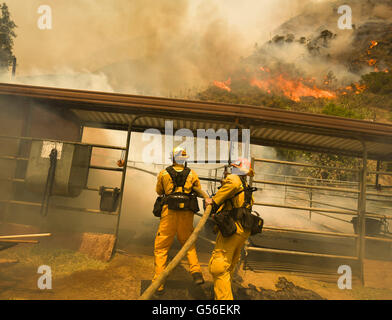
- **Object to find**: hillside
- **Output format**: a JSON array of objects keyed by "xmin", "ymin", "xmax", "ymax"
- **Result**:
[{"xmin": 195, "ymin": 0, "xmax": 392, "ymax": 124}]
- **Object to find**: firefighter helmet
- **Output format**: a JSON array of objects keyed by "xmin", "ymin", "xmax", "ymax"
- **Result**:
[{"xmin": 170, "ymin": 146, "xmax": 189, "ymax": 163}]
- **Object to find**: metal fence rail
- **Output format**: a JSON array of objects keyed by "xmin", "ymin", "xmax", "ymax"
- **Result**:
[
  {"xmin": 0, "ymin": 133, "xmax": 129, "ymax": 222},
  {"xmin": 249, "ymin": 157, "xmax": 392, "ymax": 283}
]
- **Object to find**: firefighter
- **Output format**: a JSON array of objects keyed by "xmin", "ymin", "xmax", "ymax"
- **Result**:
[
  {"xmin": 153, "ymin": 147, "xmax": 205, "ymax": 294},
  {"xmin": 205, "ymin": 158, "xmax": 256, "ymax": 300}
]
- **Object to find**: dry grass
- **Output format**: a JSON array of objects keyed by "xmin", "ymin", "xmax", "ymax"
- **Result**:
[
  {"xmin": 1, "ymin": 242, "xmax": 392, "ymax": 300},
  {"xmin": 0, "ymin": 244, "xmax": 108, "ymax": 278}
]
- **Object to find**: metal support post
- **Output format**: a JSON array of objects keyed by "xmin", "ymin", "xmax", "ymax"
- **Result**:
[
  {"xmin": 375, "ymin": 160, "xmax": 381, "ymax": 190},
  {"xmin": 112, "ymin": 116, "xmax": 144, "ymax": 254},
  {"xmin": 358, "ymin": 141, "xmax": 368, "ymax": 286},
  {"xmin": 309, "ymin": 187, "xmax": 313, "ymax": 220}
]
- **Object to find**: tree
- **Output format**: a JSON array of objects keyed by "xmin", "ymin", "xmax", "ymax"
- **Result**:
[
  {"xmin": 0, "ymin": 3, "xmax": 16, "ymax": 72},
  {"xmin": 361, "ymin": 72, "xmax": 392, "ymax": 95}
]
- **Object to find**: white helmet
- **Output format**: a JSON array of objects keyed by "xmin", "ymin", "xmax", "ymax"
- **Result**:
[{"xmin": 170, "ymin": 147, "xmax": 189, "ymax": 163}]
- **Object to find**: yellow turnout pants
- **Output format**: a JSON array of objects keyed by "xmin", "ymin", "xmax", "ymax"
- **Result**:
[
  {"xmin": 208, "ymin": 222, "xmax": 250, "ymax": 300},
  {"xmin": 153, "ymin": 206, "xmax": 202, "ymax": 282}
]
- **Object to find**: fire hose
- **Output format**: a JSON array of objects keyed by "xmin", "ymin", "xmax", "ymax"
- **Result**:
[{"xmin": 139, "ymin": 188, "xmax": 212, "ymax": 300}]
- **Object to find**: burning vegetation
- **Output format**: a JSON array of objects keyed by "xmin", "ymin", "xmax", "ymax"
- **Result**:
[
  {"xmin": 207, "ymin": 32, "xmax": 391, "ymax": 104},
  {"xmin": 213, "ymin": 78, "xmax": 232, "ymax": 93},
  {"xmin": 193, "ymin": 0, "xmax": 392, "ymax": 124},
  {"xmin": 197, "ymin": 20, "xmax": 392, "ymax": 123},
  {"xmin": 214, "ymin": 68, "xmax": 337, "ymax": 102},
  {"xmin": 195, "ymin": 0, "xmax": 392, "ymax": 184}
]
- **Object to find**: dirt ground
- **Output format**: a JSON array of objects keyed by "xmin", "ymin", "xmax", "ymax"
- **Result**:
[{"xmin": 1, "ymin": 236, "xmax": 392, "ymax": 300}]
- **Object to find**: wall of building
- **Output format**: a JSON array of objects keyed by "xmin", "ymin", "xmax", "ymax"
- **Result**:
[{"xmin": 0, "ymin": 96, "xmax": 82, "ymax": 228}]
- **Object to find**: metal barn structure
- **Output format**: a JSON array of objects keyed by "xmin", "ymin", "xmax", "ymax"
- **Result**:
[{"xmin": 1, "ymin": 83, "xmax": 392, "ymax": 285}]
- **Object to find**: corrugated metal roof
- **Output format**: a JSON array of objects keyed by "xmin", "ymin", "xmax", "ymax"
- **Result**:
[{"xmin": 0, "ymin": 83, "xmax": 392, "ymax": 160}]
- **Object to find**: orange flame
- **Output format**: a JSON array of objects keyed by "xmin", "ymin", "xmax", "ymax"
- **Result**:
[
  {"xmin": 368, "ymin": 59, "xmax": 377, "ymax": 66},
  {"xmin": 251, "ymin": 74, "xmax": 336, "ymax": 102},
  {"xmin": 369, "ymin": 40, "xmax": 378, "ymax": 49},
  {"xmin": 337, "ymin": 83, "xmax": 366, "ymax": 96},
  {"xmin": 213, "ymin": 78, "xmax": 231, "ymax": 92},
  {"xmin": 354, "ymin": 83, "xmax": 366, "ymax": 94},
  {"xmin": 250, "ymin": 78, "xmax": 270, "ymax": 92},
  {"xmin": 367, "ymin": 40, "xmax": 378, "ymax": 54}
]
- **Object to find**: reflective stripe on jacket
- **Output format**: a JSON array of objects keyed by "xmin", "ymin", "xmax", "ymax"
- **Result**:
[{"xmin": 212, "ymin": 174, "xmax": 254, "ymax": 212}]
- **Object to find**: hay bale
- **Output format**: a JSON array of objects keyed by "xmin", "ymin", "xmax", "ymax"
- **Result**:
[{"xmin": 78, "ymin": 233, "xmax": 116, "ymax": 262}]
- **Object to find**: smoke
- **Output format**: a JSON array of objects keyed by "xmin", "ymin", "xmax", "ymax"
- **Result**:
[
  {"xmin": 250, "ymin": 0, "xmax": 392, "ymax": 87},
  {"xmin": 0, "ymin": 68, "xmax": 115, "ymax": 92},
  {"xmin": 5, "ymin": 0, "xmax": 314, "ymax": 95},
  {"xmin": 81, "ymin": 128, "xmax": 161, "ymax": 238},
  {"xmin": 4, "ymin": 0, "xmax": 391, "ymax": 94},
  {"xmin": 372, "ymin": 3, "xmax": 392, "ymax": 22},
  {"xmin": 5, "ymin": 0, "xmax": 388, "ymax": 236},
  {"xmin": 2, "ymin": 2, "xmax": 391, "ymax": 277}
]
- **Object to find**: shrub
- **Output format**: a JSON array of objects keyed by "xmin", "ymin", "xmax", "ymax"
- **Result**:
[
  {"xmin": 361, "ymin": 72, "xmax": 392, "ymax": 95},
  {"xmin": 321, "ymin": 102, "xmax": 364, "ymax": 119}
]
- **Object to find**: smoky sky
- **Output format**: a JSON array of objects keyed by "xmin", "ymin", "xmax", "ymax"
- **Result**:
[{"xmin": 6, "ymin": 0, "xmax": 314, "ymax": 95}]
